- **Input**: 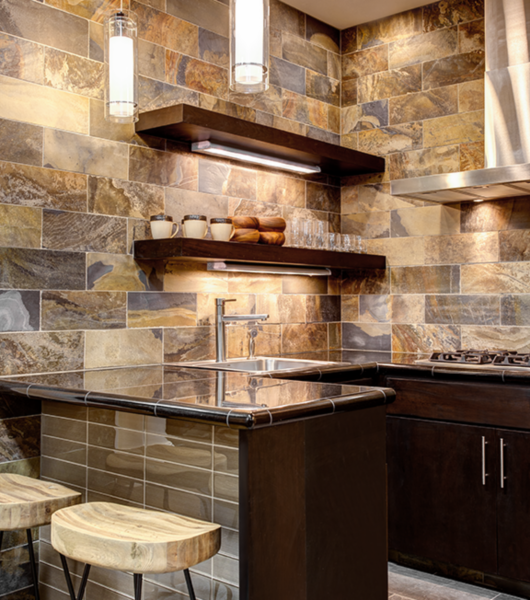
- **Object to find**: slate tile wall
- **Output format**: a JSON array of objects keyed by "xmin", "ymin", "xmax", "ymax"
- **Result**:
[
  {"xmin": 0, "ymin": 0, "xmax": 343, "ymax": 380},
  {"xmin": 338, "ymin": 0, "xmax": 530, "ymax": 358},
  {"xmin": 0, "ymin": 1, "xmax": 342, "ymax": 597}
]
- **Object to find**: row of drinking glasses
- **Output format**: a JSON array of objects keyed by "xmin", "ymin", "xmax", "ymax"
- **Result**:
[{"xmin": 287, "ymin": 219, "xmax": 367, "ymax": 253}]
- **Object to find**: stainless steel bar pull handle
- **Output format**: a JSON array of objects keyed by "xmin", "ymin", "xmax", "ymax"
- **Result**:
[
  {"xmin": 500, "ymin": 438, "xmax": 506, "ymax": 489},
  {"xmin": 482, "ymin": 436, "xmax": 488, "ymax": 485}
]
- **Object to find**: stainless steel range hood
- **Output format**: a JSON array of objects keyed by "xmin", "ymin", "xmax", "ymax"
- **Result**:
[{"xmin": 391, "ymin": 0, "xmax": 530, "ymax": 203}]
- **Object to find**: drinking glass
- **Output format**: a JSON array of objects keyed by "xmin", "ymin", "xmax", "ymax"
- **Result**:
[
  {"xmin": 302, "ymin": 219, "xmax": 313, "ymax": 248},
  {"xmin": 341, "ymin": 234, "xmax": 353, "ymax": 253},
  {"xmin": 289, "ymin": 218, "xmax": 302, "ymax": 247},
  {"xmin": 328, "ymin": 232, "xmax": 341, "ymax": 251},
  {"xmin": 312, "ymin": 221, "xmax": 326, "ymax": 249}
]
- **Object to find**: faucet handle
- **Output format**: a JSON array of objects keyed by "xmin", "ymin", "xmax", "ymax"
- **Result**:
[{"xmin": 216, "ymin": 298, "xmax": 237, "ymax": 307}]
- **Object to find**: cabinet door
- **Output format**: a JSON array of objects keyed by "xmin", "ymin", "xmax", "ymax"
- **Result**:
[
  {"xmin": 387, "ymin": 416, "xmax": 498, "ymax": 573},
  {"xmin": 496, "ymin": 428, "xmax": 530, "ymax": 583}
]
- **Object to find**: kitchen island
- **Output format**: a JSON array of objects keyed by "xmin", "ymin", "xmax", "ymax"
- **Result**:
[{"xmin": 0, "ymin": 365, "xmax": 394, "ymax": 600}]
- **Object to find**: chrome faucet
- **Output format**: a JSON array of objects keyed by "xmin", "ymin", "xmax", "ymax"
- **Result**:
[{"xmin": 215, "ymin": 298, "xmax": 268, "ymax": 362}]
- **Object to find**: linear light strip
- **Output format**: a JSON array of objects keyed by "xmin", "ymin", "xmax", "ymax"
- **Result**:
[
  {"xmin": 207, "ymin": 261, "xmax": 331, "ymax": 276},
  {"xmin": 192, "ymin": 141, "xmax": 321, "ymax": 174}
]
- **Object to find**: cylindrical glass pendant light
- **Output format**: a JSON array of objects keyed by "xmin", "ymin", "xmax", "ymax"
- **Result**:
[
  {"xmin": 230, "ymin": 0, "xmax": 269, "ymax": 94},
  {"xmin": 104, "ymin": 10, "xmax": 138, "ymax": 123}
]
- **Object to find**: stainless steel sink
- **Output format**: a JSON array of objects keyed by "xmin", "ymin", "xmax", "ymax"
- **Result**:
[{"xmin": 170, "ymin": 357, "xmax": 351, "ymax": 374}]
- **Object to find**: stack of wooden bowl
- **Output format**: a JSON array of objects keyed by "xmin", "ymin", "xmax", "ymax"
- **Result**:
[{"xmin": 230, "ymin": 217, "xmax": 286, "ymax": 245}]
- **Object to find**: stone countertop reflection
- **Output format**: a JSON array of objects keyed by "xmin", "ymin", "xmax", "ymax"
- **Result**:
[{"xmin": 0, "ymin": 365, "xmax": 395, "ymax": 429}]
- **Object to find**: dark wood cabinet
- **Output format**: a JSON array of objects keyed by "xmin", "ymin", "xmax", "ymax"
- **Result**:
[
  {"xmin": 387, "ymin": 416, "xmax": 498, "ymax": 573},
  {"xmin": 385, "ymin": 377, "xmax": 530, "ymax": 587},
  {"xmin": 496, "ymin": 428, "xmax": 530, "ymax": 583}
]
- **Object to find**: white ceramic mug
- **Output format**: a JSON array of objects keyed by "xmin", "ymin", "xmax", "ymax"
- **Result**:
[
  {"xmin": 182, "ymin": 215, "xmax": 208, "ymax": 239},
  {"xmin": 210, "ymin": 218, "xmax": 233, "ymax": 241},
  {"xmin": 150, "ymin": 214, "xmax": 178, "ymax": 239}
]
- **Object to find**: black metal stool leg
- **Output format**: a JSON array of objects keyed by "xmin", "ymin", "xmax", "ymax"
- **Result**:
[
  {"xmin": 133, "ymin": 574, "xmax": 143, "ymax": 600},
  {"xmin": 26, "ymin": 529, "xmax": 40, "ymax": 600},
  {"xmin": 0, "ymin": 530, "xmax": 3, "ymax": 550},
  {"xmin": 183, "ymin": 569, "xmax": 196, "ymax": 600},
  {"xmin": 59, "ymin": 554, "xmax": 91, "ymax": 600}
]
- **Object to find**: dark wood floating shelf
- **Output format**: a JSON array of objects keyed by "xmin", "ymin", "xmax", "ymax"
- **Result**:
[
  {"xmin": 134, "ymin": 238, "xmax": 386, "ymax": 270},
  {"xmin": 136, "ymin": 104, "xmax": 385, "ymax": 177}
]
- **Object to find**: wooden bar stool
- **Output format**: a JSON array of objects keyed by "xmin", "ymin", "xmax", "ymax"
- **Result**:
[
  {"xmin": 0, "ymin": 474, "xmax": 82, "ymax": 600},
  {"xmin": 51, "ymin": 502, "xmax": 221, "ymax": 600}
]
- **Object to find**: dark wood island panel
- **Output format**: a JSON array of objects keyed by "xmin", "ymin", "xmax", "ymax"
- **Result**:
[{"xmin": 240, "ymin": 406, "xmax": 388, "ymax": 600}]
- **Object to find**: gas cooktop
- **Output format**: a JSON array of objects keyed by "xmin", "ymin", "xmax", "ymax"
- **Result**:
[{"xmin": 416, "ymin": 350, "xmax": 530, "ymax": 371}]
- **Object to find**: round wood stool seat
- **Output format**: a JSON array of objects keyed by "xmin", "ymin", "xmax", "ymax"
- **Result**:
[
  {"xmin": 0, "ymin": 474, "xmax": 81, "ymax": 600},
  {"xmin": 51, "ymin": 502, "xmax": 221, "ymax": 574},
  {"xmin": 0, "ymin": 473, "xmax": 81, "ymax": 530}
]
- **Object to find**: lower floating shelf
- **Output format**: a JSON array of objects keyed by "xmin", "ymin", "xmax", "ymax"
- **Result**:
[{"xmin": 133, "ymin": 238, "xmax": 386, "ymax": 270}]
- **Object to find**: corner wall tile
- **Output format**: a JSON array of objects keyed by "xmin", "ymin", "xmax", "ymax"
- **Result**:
[
  {"xmin": 42, "ymin": 210, "xmax": 127, "ymax": 254},
  {"xmin": 0, "ymin": 248, "xmax": 85, "ymax": 290},
  {"xmin": 391, "ymin": 205, "xmax": 461, "ymax": 238},
  {"xmin": 164, "ymin": 326, "xmax": 215, "ymax": 362},
  {"xmin": 88, "ymin": 177, "xmax": 164, "ymax": 220},
  {"xmin": 306, "ymin": 15, "xmax": 340, "ymax": 53},
  {"xmin": 41, "ymin": 291, "xmax": 127, "ymax": 331},
  {"xmin": 357, "ymin": 8, "xmax": 422, "ymax": 49},
  {"xmin": 129, "ymin": 145, "xmax": 198, "ymax": 189},
  {"xmin": 128, "ymin": 292, "xmax": 197, "ymax": 328},
  {"xmin": 270, "ymin": 0, "xmax": 305, "ymax": 37},
  {"xmin": 281, "ymin": 323, "xmax": 328, "ymax": 353},
  {"xmin": 342, "ymin": 322, "xmax": 391, "ymax": 351},
  {"xmin": 0, "ymin": 331, "xmax": 84, "ymax": 376},
  {"xmin": 461, "ymin": 325, "xmax": 530, "ymax": 353},
  {"xmin": 45, "ymin": 0, "xmax": 129, "ymax": 23},
  {"xmin": 0, "ymin": 162, "xmax": 87, "ymax": 212},
  {"xmin": 425, "ymin": 295, "xmax": 500, "ymax": 325},
  {"xmin": 87, "ymin": 253, "xmax": 151, "ymax": 292},
  {"xmin": 392, "ymin": 324, "xmax": 461, "ymax": 353},
  {"xmin": 0, "ymin": 33, "xmax": 44, "ymax": 85},
  {"xmin": 0, "ymin": 0, "xmax": 89, "ymax": 56},
  {"xmin": 0, "ymin": 205, "xmax": 42, "ymax": 249},
  {"xmin": 391, "ymin": 265, "xmax": 460, "ymax": 294},
  {"xmin": 132, "ymin": 0, "xmax": 199, "ymax": 58},
  {"xmin": 0, "ymin": 120, "xmax": 43, "ymax": 167},
  {"xmin": 85, "ymin": 328, "xmax": 163, "ymax": 369},
  {"xmin": 166, "ymin": 0, "xmax": 229, "ymax": 37},
  {"xmin": 44, "ymin": 48, "xmax": 104, "ymax": 99},
  {"xmin": 199, "ymin": 29, "xmax": 229, "ymax": 68},
  {"xmin": 0, "ymin": 75, "xmax": 89, "ymax": 135},
  {"xmin": 423, "ymin": 50, "xmax": 485, "ymax": 90},
  {"xmin": 282, "ymin": 33, "xmax": 328, "ymax": 75},
  {"xmin": 0, "ymin": 291, "xmax": 40, "ymax": 332},
  {"xmin": 44, "ymin": 130, "xmax": 128, "ymax": 178}
]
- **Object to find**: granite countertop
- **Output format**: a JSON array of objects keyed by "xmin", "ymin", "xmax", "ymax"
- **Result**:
[
  {"xmin": 0, "ymin": 365, "xmax": 395, "ymax": 429},
  {"xmin": 260, "ymin": 349, "xmax": 530, "ymax": 384}
]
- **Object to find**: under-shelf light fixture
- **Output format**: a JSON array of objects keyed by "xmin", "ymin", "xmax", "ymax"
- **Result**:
[
  {"xmin": 104, "ymin": 8, "xmax": 138, "ymax": 123},
  {"xmin": 191, "ymin": 141, "xmax": 321, "ymax": 174},
  {"xmin": 230, "ymin": 0, "xmax": 269, "ymax": 93},
  {"xmin": 208, "ymin": 262, "xmax": 332, "ymax": 276}
]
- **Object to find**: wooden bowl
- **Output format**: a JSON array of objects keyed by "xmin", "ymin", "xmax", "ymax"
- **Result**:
[
  {"xmin": 259, "ymin": 232, "xmax": 286, "ymax": 246},
  {"xmin": 231, "ymin": 228, "xmax": 260, "ymax": 243},
  {"xmin": 258, "ymin": 217, "xmax": 286, "ymax": 233},
  {"xmin": 230, "ymin": 216, "xmax": 259, "ymax": 230}
]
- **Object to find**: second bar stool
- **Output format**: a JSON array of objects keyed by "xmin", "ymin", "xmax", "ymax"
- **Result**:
[
  {"xmin": 0, "ymin": 473, "xmax": 82, "ymax": 600},
  {"xmin": 51, "ymin": 502, "xmax": 221, "ymax": 600}
]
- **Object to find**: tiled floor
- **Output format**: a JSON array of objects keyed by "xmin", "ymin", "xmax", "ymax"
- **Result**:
[{"xmin": 389, "ymin": 563, "xmax": 526, "ymax": 600}]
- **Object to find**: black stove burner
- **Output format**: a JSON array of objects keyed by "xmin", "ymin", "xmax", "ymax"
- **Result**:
[{"xmin": 429, "ymin": 349, "xmax": 528, "ymax": 367}]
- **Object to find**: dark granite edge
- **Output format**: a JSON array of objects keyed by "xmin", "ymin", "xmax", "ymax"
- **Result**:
[
  {"xmin": 375, "ymin": 362, "xmax": 530, "ymax": 384},
  {"xmin": 0, "ymin": 371, "xmax": 394, "ymax": 430}
]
